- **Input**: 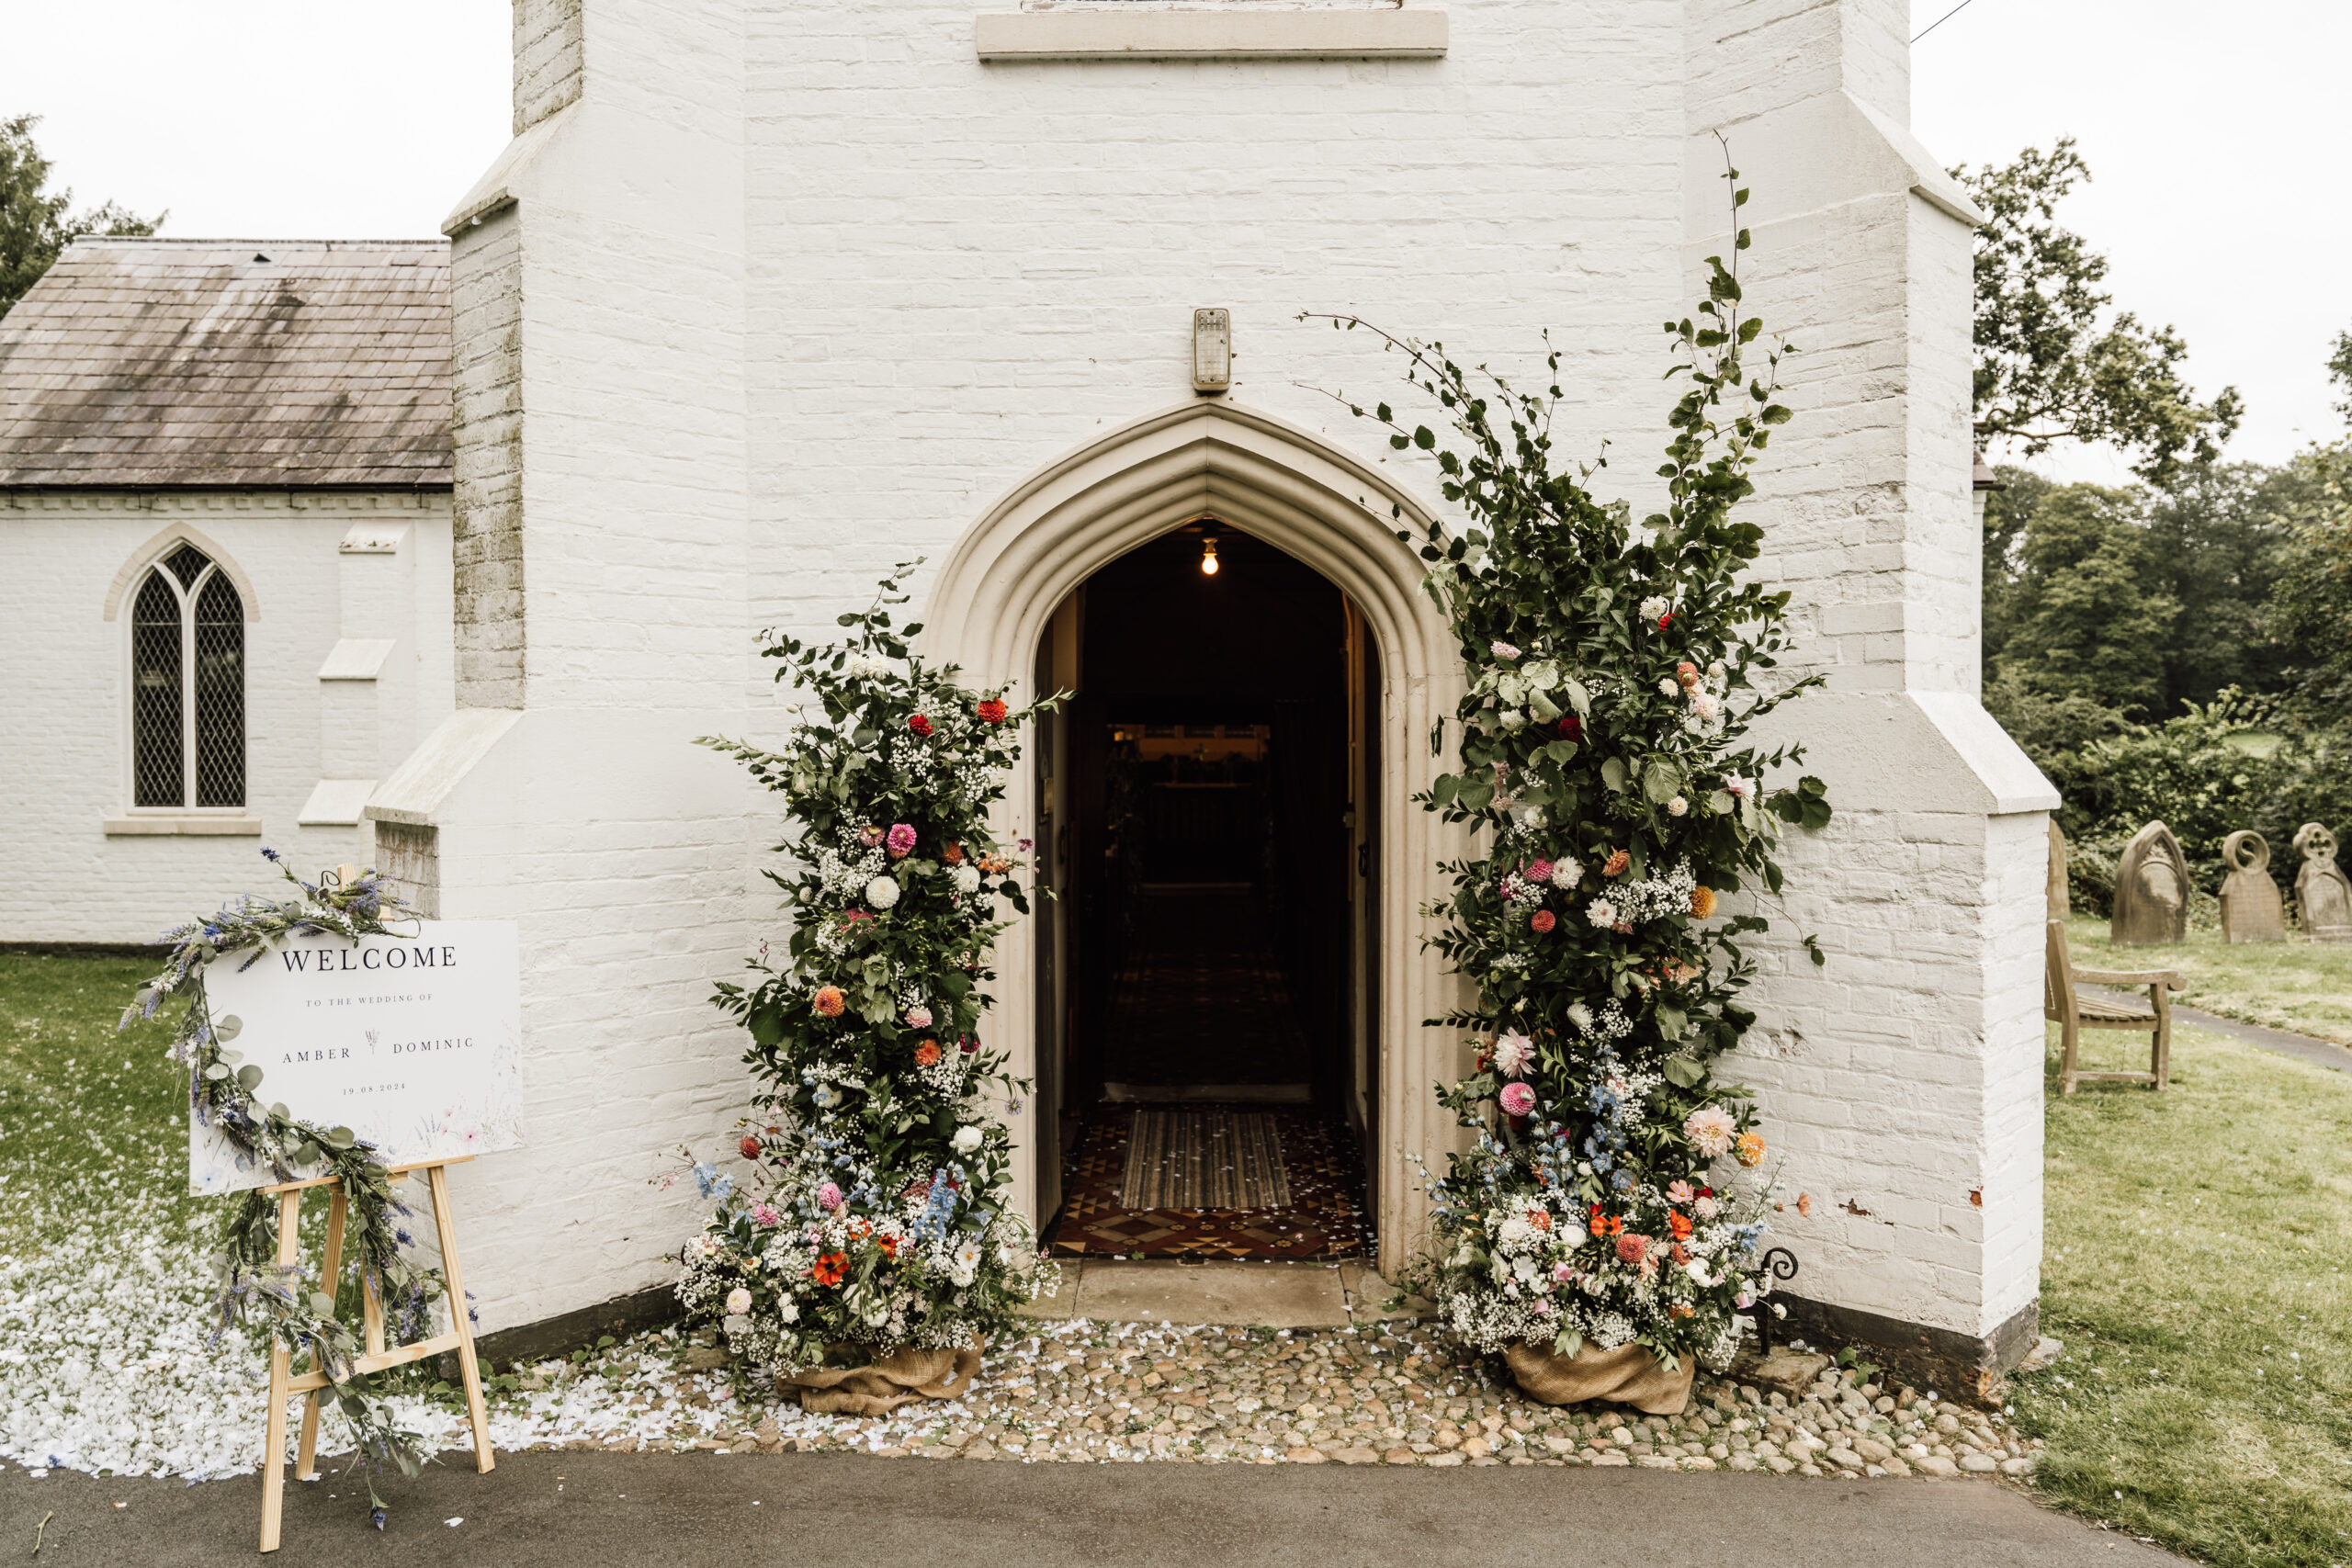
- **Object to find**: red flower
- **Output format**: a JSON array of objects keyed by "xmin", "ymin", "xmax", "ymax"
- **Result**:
[
  {"xmin": 811, "ymin": 1251, "xmax": 848, "ymax": 1286},
  {"xmin": 1531, "ymin": 909, "xmax": 1556, "ymax": 933},
  {"xmin": 1557, "ymin": 715, "xmax": 1582, "ymax": 739},
  {"xmin": 1657, "ymin": 611, "xmax": 1673, "ymax": 629},
  {"xmin": 909, "ymin": 714, "xmax": 933, "ymax": 737},
  {"xmin": 977, "ymin": 699, "xmax": 1009, "ymax": 725},
  {"xmin": 739, "ymin": 1135, "xmax": 763, "ymax": 1161}
]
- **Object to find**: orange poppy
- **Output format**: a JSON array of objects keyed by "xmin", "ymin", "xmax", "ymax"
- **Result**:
[
  {"xmin": 1668, "ymin": 1211, "xmax": 1694, "ymax": 1241},
  {"xmin": 811, "ymin": 1252, "xmax": 848, "ymax": 1286}
]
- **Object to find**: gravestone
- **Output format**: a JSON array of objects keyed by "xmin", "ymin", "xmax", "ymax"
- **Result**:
[
  {"xmin": 2293, "ymin": 823, "xmax": 2352, "ymax": 943},
  {"xmin": 2046, "ymin": 819, "xmax": 2070, "ymax": 920},
  {"xmin": 2110, "ymin": 820, "xmax": 2188, "ymax": 946},
  {"xmin": 2217, "ymin": 830, "xmax": 2285, "ymax": 943}
]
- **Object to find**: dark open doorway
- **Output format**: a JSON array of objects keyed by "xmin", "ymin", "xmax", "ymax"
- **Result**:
[{"xmin": 1030, "ymin": 525, "xmax": 1380, "ymax": 1259}]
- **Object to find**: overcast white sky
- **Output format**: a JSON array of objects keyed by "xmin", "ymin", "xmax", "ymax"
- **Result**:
[{"xmin": 5, "ymin": 1, "xmax": 2344, "ymax": 480}]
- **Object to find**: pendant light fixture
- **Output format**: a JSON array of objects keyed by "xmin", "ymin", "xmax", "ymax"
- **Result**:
[{"xmin": 1200, "ymin": 536, "xmax": 1220, "ymax": 576}]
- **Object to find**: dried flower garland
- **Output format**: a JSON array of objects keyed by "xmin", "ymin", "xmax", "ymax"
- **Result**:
[
  {"xmin": 682, "ymin": 563, "xmax": 1060, "ymax": 1378},
  {"xmin": 126, "ymin": 851, "xmax": 440, "ymax": 1525},
  {"xmin": 1317, "ymin": 152, "xmax": 1832, "ymax": 1382}
]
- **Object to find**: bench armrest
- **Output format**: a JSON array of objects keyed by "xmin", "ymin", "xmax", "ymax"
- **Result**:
[{"xmin": 2074, "ymin": 967, "xmax": 2182, "ymax": 990}]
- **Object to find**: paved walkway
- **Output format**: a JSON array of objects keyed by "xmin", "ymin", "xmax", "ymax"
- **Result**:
[
  {"xmin": 6, "ymin": 1448, "xmax": 2189, "ymax": 1567},
  {"xmin": 2084, "ymin": 987, "xmax": 2352, "ymax": 1075}
]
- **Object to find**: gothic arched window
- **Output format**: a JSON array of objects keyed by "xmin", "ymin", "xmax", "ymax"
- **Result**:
[{"xmin": 130, "ymin": 542, "xmax": 246, "ymax": 809}]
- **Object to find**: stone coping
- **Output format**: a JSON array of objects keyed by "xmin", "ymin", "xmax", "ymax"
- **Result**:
[
  {"xmin": 1019, "ymin": 1258, "xmax": 1419, "ymax": 1327},
  {"xmin": 976, "ymin": 6, "xmax": 1448, "ymax": 60}
]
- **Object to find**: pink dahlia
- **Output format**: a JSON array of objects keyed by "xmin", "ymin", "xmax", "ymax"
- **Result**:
[
  {"xmin": 887, "ymin": 823, "xmax": 918, "ymax": 858},
  {"xmin": 1616, "ymin": 1233, "xmax": 1649, "ymax": 1266},
  {"xmin": 1684, "ymin": 1106, "xmax": 1737, "ymax": 1158},
  {"xmin": 1498, "ymin": 1081, "xmax": 1536, "ymax": 1117},
  {"xmin": 752, "ymin": 1202, "xmax": 781, "ymax": 1226},
  {"xmin": 816, "ymin": 1181, "xmax": 844, "ymax": 1212},
  {"xmin": 906, "ymin": 1005, "xmax": 933, "ymax": 1029},
  {"xmin": 1524, "ymin": 858, "xmax": 1554, "ymax": 884}
]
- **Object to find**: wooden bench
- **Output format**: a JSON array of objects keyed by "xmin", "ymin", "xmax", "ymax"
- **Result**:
[{"xmin": 2044, "ymin": 919, "xmax": 2181, "ymax": 1094}]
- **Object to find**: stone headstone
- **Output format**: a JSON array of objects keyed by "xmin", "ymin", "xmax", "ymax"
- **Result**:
[
  {"xmin": 2046, "ymin": 819, "xmax": 2070, "ymax": 921},
  {"xmin": 2218, "ymin": 830, "xmax": 2285, "ymax": 943},
  {"xmin": 2293, "ymin": 823, "xmax": 2352, "ymax": 943},
  {"xmin": 2110, "ymin": 820, "xmax": 2188, "ymax": 946}
]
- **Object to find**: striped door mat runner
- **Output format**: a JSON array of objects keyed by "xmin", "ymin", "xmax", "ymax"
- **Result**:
[{"xmin": 1119, "ymin": 1109, "xmax": 1292, "ymax": 1212}]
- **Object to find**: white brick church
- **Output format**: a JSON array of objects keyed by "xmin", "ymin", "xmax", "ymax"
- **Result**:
[{"xmin": 0, "ymin": 0, "xmax": 2057, "ymax": 1383}]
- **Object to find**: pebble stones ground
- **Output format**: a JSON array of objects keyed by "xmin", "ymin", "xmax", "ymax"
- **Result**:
[{"xmin": 474, "ymin": 1321, "xmax": 2044, "ymax": 1481}]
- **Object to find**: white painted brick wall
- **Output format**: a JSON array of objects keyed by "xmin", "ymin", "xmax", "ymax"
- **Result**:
[
  {"xmin": 411, "ymin": 0, "xmax": 2050, "ymax": 1348},
  {"xmin": 0, "ymin": 491, "xmax": 453, "ymax": 943}
]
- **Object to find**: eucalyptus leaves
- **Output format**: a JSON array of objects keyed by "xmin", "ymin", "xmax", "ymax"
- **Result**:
[
  {"xmin": 1318, "ymin": 154, "xmax": 1830, "ymax": 1379},
  {"xmin": 127, "ymin": 851, "xmax": 438, "ymax": 1518}
]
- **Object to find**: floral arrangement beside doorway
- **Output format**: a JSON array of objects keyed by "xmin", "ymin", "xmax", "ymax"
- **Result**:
[
  {"xmin": 680, "ymin": 565, "xmax": 1060, "ymax": 1401},
  {"xmin": 1319, "ymin": 153, "xmax": 1831, "ymax": 1410}
]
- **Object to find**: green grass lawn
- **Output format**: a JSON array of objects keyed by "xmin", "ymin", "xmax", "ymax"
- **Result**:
[
  {"xmin": 2017, "ymin": 1019, "xmax": 2352, "ymax": 1568},
  {"xmin": 2066, "ymin": 914, "xmax": 2352, "ymax": 1047},
  {"xmin": 0, "ymin": 950, "xmax": 201, "ymax": 1252}
]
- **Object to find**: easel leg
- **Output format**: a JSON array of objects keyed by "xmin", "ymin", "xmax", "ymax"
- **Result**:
[
  {"xmin": 295, "ymin": 1186, "xmax": 348, "ymax": 1482},
  {"xmin": 260, "ymin": 1188, "xmax": 300, "ymax": 1553},
  {"xmin": 428, "ymin": 1164, "xmax": 496, "ymax": 1473}
]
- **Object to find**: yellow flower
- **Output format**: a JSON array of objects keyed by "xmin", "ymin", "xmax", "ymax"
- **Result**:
[
  {"xmin": 1735, "ymin": 1131, "xmax": 1765, "ymax": 1167},
  {"xmin": 1690, "ymin": 886, "xmax": 1717, "ymax": 919}
]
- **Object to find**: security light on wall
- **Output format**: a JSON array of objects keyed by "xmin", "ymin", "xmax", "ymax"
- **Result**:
[
  {"xmin": 1193, "ymin": 308, "xmax": 1231, "ymax": 395},
  {"xmin": 1200, "ymin": 536, "xmax": 1220, "ymax": 575}
]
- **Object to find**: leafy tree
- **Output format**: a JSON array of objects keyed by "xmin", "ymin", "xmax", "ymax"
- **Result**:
[
  {"xmin": 2141, "ymin": 461, "xmax": 2299, "ymax": 711},
  {"xmin": 0, "ymin": 113, "xmax": 161, "ymax": 318},
  {"xmin": 1990, "ymin": 482, "xmax": 2177, "ymax": 717},
  {"xmin": 1957, "ymin": 140, "xmax": 2239, "ymax": 485},
  {"xmin": 2269, "ymin": 442, "xmax": 2352, "ymax": 721}
]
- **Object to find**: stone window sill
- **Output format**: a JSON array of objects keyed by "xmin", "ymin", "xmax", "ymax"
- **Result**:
[
  {"xmin": 976, "ymin": 6, "xmax": 1447, "ymax": 60},
  {"xmin": 105, "ymin": 814, "xmax": 265, "ymax": 837}
]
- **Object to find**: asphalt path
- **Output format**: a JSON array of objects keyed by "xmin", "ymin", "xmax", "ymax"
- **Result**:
[{"xmin": 6, "ymin": 1449, "xmax": 2189, "ymax": 1568}]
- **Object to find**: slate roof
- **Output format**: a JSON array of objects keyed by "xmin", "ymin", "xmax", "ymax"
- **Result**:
[{"xmin": 0, "ymin": 238, "xmax": 451, "ymax": 489}]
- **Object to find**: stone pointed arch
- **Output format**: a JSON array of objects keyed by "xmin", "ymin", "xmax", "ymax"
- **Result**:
[
  {"xmin": 102, "ymin": 522, "xmax": 262, "ymax": 622},
  {"xmin": 923, "ymin": 400, "xmax": 1468, "ymax": 1272}
]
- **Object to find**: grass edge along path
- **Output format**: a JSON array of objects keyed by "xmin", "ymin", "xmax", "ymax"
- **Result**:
[
  {"xmin": 2064, "ymin": 915, "xmax": 2352, "ymax": 1048},
  {"xmin": 2015, "ymin": 1021, "xmax": 2352, "ymax": 1568}
]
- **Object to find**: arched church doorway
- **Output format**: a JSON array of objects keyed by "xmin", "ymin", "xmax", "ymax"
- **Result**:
[{"xmin": 1028, "ymin": 524, "xmax": 1380, "ymax": 1260}]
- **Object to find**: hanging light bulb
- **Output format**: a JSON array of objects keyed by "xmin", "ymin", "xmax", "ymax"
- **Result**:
[{"xmin": 1200, "ymin": 536, "xmax": 1220, "ymax": 576}]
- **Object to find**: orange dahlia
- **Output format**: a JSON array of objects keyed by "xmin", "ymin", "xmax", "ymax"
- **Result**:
[
  {"xmin": 1690, "ymin": 886, "xmax": 1717, "ymax": 919},
  {"xmin": 977, "ymin": 698, "xmax": 1009, "ymax": 724},
  {"xmin": 812, "ymin": 985, "xmax": 846, "ymax": 1017},
  {"xmin": 1602, "ymin": 849, "xmax": 1630, "ymax": 878},
  {"xmin": 1736, "ymin": 1131, "xmax": 1765, "ymax": 1167},
  {"xmin": 914, "ymin": 1040, "xmax": 942, "ymax": 1067}
]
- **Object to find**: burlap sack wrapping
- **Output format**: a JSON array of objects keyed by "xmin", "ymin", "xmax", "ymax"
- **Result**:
[
  {"xmin": 1505, "ymin": 1339, "xmax": 1695, "ymax": 1416},
  {"xmin": 786, "ymin": 1342, "xmax": 985, "ymax": 1416}
]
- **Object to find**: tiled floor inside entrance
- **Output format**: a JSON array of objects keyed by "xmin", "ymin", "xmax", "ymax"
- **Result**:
[{"xmin": 1046, "ymin": 1104, "xmax": 1372, "ymax": 1260}]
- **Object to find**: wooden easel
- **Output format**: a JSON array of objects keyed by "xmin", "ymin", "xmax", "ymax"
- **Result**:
[{"xmin": 256, "ymin": 1156, "xmax": 494, "ymax": 1552}]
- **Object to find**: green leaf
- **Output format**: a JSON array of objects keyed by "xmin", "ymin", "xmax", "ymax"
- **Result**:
[
  {"xmin": 1656, "ymin": 1003, "xmax": 1688, "ymax": 1041},
  {"xmin": 938, "ymin": 970, "xmax": 972, "ymax": 998},
  {"xmin": 204, "ymin": 1062, "xmax": 232, "ymax": 1080},
  {"xmin": 1759, "ymin": 404, "xmax": 1792, "ymax": 424},
  {"xmin": 1643, "ymin": 758, "xmax": 1679, "ymax": 805},
  {"xmin": 215, "ymin": 1014, "xmax": 243, "ymax": 1041},
  {"xmin": 1431, "ymin": 774, "xmax": 1459, "ymax": 807},
  {"xmin": 1662, "ymin": 1055, "xmax": 1704, "ymax": 1089},
  {"xmin": 1413, "ymin": 425, "xmax": 1436, "ymax": 450},
  {"xmin": 1600, "ymin": 758, "xmax": 1627, "ymax": 793},
  {"xmin": 236, "ymin": 1064, "xmax": 265, "ymax": 1091}
]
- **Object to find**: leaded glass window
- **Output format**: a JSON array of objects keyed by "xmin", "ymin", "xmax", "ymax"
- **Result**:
[{"xmin": 127, "ymin": 547, "xmax": 245, "ymax": 809}]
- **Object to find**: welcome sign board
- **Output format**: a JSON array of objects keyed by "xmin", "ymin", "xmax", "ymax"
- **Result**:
[{"xmin": 191, "ymin": 921, "xmax": 525, "ymax": 1193}]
